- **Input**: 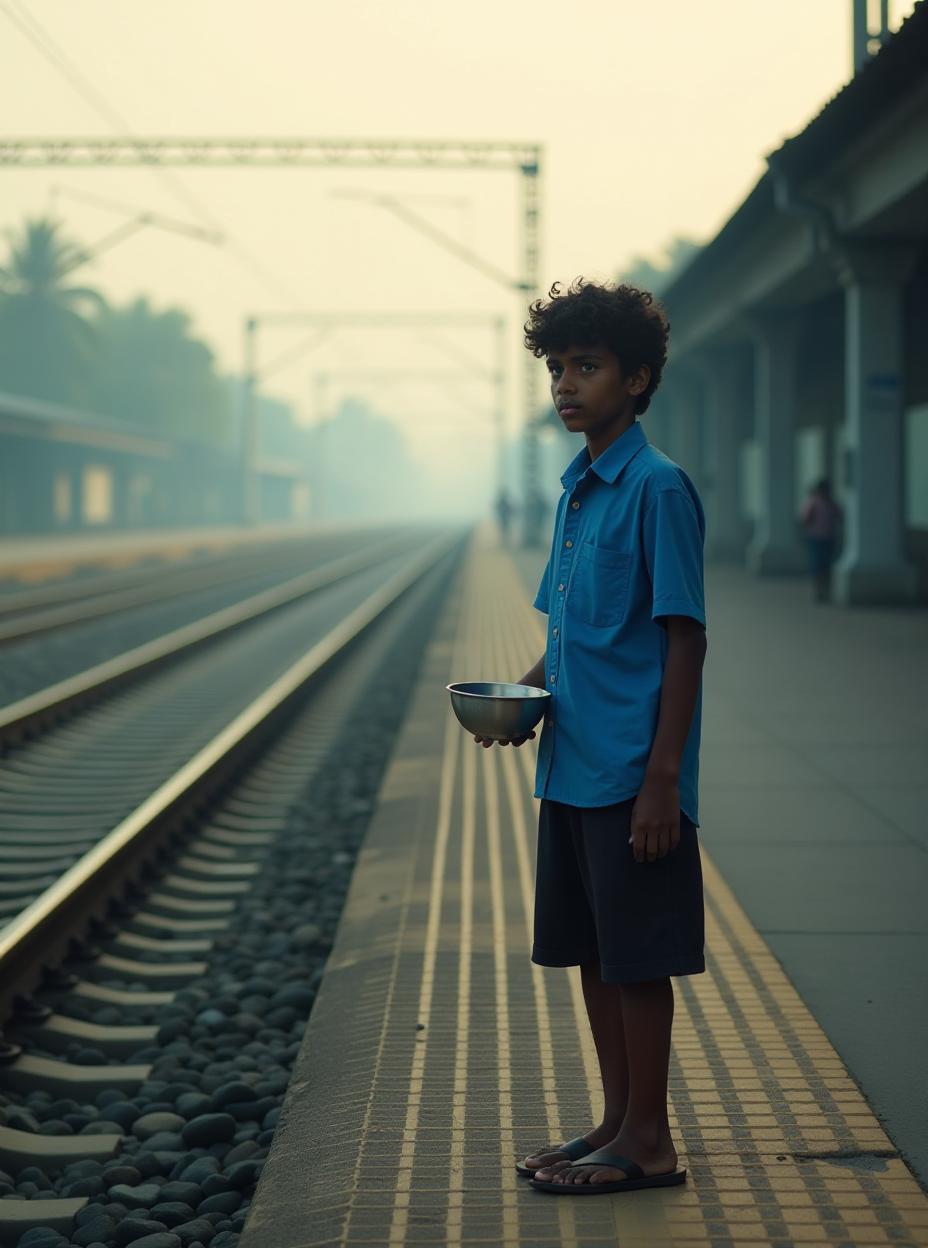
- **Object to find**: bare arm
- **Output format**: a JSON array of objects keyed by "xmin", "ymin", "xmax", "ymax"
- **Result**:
[
  {"xmin": 474, "ymin": 651, "xmax": 546, "ymax": 748},
  {"xmin": 518, "ymin": 653, "xmax": 546, "ymax": 690},
  {"xmin": 629, "ymin": 617, "xmax": 707, "ymax": 862}
]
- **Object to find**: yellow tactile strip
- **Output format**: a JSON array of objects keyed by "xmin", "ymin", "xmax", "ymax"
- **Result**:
[
  {"xmin": 239, "ymin": 535, "xmax": 928, "ymax": 1248},
  {"xmin": 2, "ymin": 543, "xmax": 228, "ymax": 584},
  {"xmin": 0, "ymin": 528, "xmax": 306, "ymax": 585}
]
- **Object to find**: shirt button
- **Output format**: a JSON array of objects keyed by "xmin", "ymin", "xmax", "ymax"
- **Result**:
[
  {"xmin": 552, "ymin": 627, "xmax": 558, "ymax": 638},
  {"xmin": 571, "ymin": 500, "xmax": 580, "ymax": 510},
  {"xmin": 558, "ymin": 583, "xmax": 565, "ymax": 592},
  {"xmin": 549, "ymin": 675, "xmax": 556, "ymax": 684},
  {"xmin": 565, "ymin": 539, "xmax": 573, "ymax": 548}
]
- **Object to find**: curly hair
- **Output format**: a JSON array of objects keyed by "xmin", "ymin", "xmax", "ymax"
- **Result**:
[{"xmin": 523, "ymin": 278, "xmax": 670, "ymax": 414}]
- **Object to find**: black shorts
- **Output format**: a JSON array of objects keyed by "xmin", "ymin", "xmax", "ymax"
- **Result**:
[{"xmin": 532, "ymin": 797, "xmax": 705, "ymax": 984}]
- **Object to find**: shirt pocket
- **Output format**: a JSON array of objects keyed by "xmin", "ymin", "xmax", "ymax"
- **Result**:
[{"xmin": 566, "ymin": 543, "xmax": 632, "ymax": 628}]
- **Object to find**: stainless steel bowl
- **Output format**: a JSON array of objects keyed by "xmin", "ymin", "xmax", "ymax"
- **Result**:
[{"xmin": 446, "ymin": 681, "xmax": 551, "ymax": 741}]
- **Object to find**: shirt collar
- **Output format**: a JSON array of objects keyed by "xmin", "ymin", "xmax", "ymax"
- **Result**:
[{"xmin": 560, "ymin": 420, "xmax": 648, "ymax": 488}]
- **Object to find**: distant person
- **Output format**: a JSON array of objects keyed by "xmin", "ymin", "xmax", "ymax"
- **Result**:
[
  {"xmin": 800, "ymin": 478, "xmax": 843, "ymax": 604},
  {"xmin": 472, "ymin": 279, "xmax": 706, "ymax": 1196},
  {"xmin": 494, "ymin": 489, "xmax": 515, "ymax": 545}
]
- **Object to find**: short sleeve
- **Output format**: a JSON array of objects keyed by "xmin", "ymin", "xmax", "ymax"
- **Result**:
[
  {"xmin": 642, "ymin": 487, "xmax": 706, "ymax": 626},
  {"xmin": 533, "ymin": 558, "xmax": 551, "ymax": 615}
]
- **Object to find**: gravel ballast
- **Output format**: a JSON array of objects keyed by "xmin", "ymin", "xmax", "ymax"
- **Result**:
[{"xmin": 1, "ymin": 546, "xmax": 462, "ymax": 1248}]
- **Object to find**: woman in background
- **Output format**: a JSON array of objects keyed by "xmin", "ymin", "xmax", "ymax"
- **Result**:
[{"xmin": 800, "ymin": 478, "xmax": 844, "ymax": 604}]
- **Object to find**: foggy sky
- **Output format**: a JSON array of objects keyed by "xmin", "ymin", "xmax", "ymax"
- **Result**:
[{"xmin": 0, "ymin": 0, "xmax": 917, "ymax": 514}]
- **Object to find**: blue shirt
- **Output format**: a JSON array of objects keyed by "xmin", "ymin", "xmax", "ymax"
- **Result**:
[{"xmin": 533, "ymin": 420, "xmax": 706, "ymax": 824}]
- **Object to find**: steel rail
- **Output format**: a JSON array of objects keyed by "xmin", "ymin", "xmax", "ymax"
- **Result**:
[
  {"xmin": 0, "ymin": 530, "xmax": 426, "ymax": 743},
  {"xmin": 0, "ymin": 531, "xmax": 461, "ymax": 1020},
  {"xmin": 0, "ymin": 524, "xmax": 380, "ymax": 620},
  {"xmin": 0, "ymin": 532, "xmax": 396, "ymax": 646},
  {"xmin": 0, "ymin": 541, "xmax": 301, "ymax": 624}
]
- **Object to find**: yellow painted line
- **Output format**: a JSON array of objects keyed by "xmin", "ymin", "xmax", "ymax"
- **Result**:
[
  {"xmin": 1, "ymin": 532, "xmax": 286, "ymax": 585},
  {"xmin": 3, "ymin": 543, "xmax": 210, "ymax": 584},
  {"xmin": 386, "ymin": 559, "xmax": 466, "ymax": 1248},
  {"xmin": 483, "ymin": 556, "xmax": 600, "ymax": 1246},
  {"xmin": 490, "ymin": 543, "xmax": 928, "ymax": 1246},
  {"xmin": 477, "ymin": 552, "xmax": 578, "ymax": 1244},
  {"xmin": 499, "ymin": 690, "xmax": 560, "ymax": 1129},
  {"xmin": 483, "ymin": 742, "xmax": 520, "ymax": 1244},
  {"xmin": 446, "ymin": 664, "xmax": 475, "ymax": 1243},
  {"xmin": 493, "ymin": 568, "xmax": 602, "ymax": 1122},
  {"xmin": 308, "ymin": 534, "xmax": 928, "ymax": 1246}
]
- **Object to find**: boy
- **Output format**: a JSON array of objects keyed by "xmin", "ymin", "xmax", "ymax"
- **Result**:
[{"xmin": 475, "ymin": 278, "xmax": 707, "ymax": 1195}]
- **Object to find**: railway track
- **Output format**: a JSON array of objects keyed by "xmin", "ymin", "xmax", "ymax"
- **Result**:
[
  {"xmin": 0, "ymin": 526, "xmax": 427, "ymax": 708},
  {"xmin": 0, "ymin": 531, "xmax": 387, "ymax": 639},
  {"xmin": 0, "ymin": 527, "xmax": 465, "ymax": 1246}
]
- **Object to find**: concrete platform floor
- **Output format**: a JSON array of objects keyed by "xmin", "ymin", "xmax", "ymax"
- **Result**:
[
  {"xmin": 515, "ymin": 546, "xmax": 928, "ymax": 1193},
  {"xmin": 240, "ymin": 535, "xmax": 928, "ymax": 1247},
  {"xmin": 0, "ymin": 521, "xmax": 343, "ymax": 583}
]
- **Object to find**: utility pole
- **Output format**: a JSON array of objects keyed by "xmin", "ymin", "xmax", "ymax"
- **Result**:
[
  {"xmin": 245, "ymin": 311, "xmax": 507, "ymax": 526},
  {"xmin": 242, "ymin": 317, "xmax": 259, "ymax": 525},
  {"xmin": 337, "ymin": 173, "xmax": 543, "ymax": 543},
  {"xmin": 311, "ymin": 372, "xmax": 328, "ymax": 522},
  {"xmin": 852, "ymin": 0, "xmax": 890, "ymax": 72},
  {"xmin": 520, "ymin": 157, "xmax": 543, "ymax": 545},
  {"xmin": 240, "ymin": 319, "xmax": 331, "ymax": 526},
  {"xmin": 494, "ymin": 317, "xmax": 507, "ymax": 504}
]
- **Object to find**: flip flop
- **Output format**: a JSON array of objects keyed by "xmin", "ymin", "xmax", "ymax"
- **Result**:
[
  {"xmin": 530, "ymin": 1152, "xmax": 687, "ymax": 1195},
  {"xmin": 515, "ymin": 1135, "xmax": 594, "ymax": 1177}
]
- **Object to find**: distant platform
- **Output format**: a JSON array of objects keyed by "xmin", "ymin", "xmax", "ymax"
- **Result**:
[
  {"xmin": 0, "ymin": 522, "xmax": 348, "ymax": 584},
  {"xmin": 239, "ymin": 533, "xmax": 928, "ymax": 1248}
]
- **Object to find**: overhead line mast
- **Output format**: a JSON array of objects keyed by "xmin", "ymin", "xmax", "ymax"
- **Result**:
[
  {"xmin": 0, "ymin": 137, "xmax": 539, "ymax": 169},
  {"xmin": 1, "ymin": 136, "xmax": 544, "ymax": 543}
]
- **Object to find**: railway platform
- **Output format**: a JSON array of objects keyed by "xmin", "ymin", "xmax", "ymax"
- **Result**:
[
  {"xmin": 0, "ymin": 522, "xmax": 332, "ymax": 585},
  {"xmin": 238, "ymin": 534, "xmax": 928, "ymax": 1248}
]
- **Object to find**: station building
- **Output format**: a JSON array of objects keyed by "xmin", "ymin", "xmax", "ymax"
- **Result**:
[
  {"xmin": 0, "ymin": 390, "xmax": 311, "ymax": 534},
  {"xmin": 648, "ymin": 1, "xmax": 928, "ymax": 605}
]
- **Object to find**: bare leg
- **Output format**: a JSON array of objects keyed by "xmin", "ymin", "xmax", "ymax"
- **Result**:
[
  {"xmin": 525, "ymin": 960, "xmax": 627, "ymax": 1177},
  {"xmin": 554, "ymin": 976, "xmax": 679, "ymax": 1185},
  {"xmin": 580, "ymin": 959, "xmax": 630, "ymax": 1130}
]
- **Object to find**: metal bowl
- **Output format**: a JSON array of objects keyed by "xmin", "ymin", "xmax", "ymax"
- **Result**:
[{"xmin": 446, "ymin": 681, "xmax": 550, "ymax": 741}]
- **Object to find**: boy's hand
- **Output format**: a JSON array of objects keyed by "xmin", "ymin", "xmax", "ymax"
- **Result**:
[
  {"xmin": 629, "ymin": 777, "xmax": 681, "ymax": 862},
  {"xmin": 473, "ymin": 731, "xmax": 536, "ymax": 749}
]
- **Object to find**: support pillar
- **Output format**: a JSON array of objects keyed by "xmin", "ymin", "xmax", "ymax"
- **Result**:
[
  {"xmin": 833, "ymin": 246, "xmax": 917, "ymax": 605},
  {"xmin": 700, "ymin": 351, "xmax": 750, "ymax": 562},
  {"xmin": 661, "ymin": 374, "xmax": 704, "ymax": 495},
  {"xmin": 746, "ymin": 314, "xmax": 806, "ymax": 575},
  {"xmin": 677, "ymin": 390, "xmax": 704, "ymax": 494}
]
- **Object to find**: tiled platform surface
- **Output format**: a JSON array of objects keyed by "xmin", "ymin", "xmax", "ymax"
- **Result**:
[
  {"xmin": 511, "ymin": 545, "xmax": 928, "ymax": 1193},
  {"xmin": 240, "ymin": 534, "xmax": 928, "ymax": 1248}
]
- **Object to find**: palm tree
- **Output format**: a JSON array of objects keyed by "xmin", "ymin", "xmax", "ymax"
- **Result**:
[{"xmin": 0, "ymin": 217, "xmax": 103, "ymax": 406}]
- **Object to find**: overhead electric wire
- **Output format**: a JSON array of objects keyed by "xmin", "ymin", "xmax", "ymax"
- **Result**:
[
  {"xmin": 260, "ymin": 328, "xmax": 332, "ymax": 381},
  {"xmin": 0, "ymin": 0, "xmax": 305, "ymax": 308},
  {"xmin": 0, "ymin": 0, "xmax": 222, "ymax": 232},
  {"xmin": 50, "ymin": 184, "xmax": 222, "ymax": 242}
]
